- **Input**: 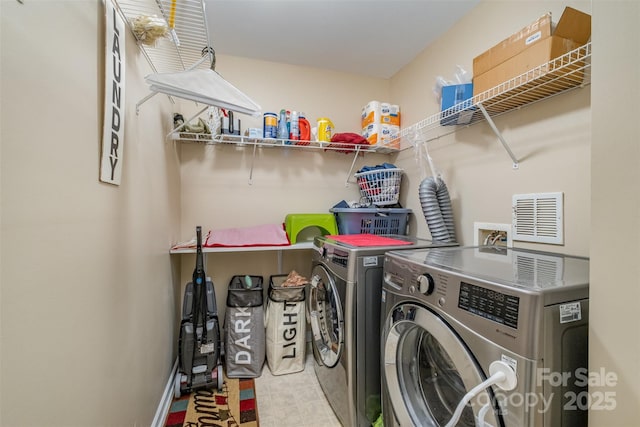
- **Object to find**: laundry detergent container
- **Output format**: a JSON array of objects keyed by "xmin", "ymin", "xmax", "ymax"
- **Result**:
[
  {"xmin": 224, "ymin": 275, "xmax": 265, "ymax": 378},
  {"xmin": 265, "ymin": 274, "xmax": 307, "ymax": 375}
]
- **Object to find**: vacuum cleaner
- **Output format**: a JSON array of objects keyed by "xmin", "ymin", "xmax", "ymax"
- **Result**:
[{"xmin": 174, "ymin": 226, "xmax": 223, "ymax": 398}]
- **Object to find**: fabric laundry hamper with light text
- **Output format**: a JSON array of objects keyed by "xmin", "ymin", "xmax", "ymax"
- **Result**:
[
  {"xmin": 224, "ymin": 275, "xmax": 265, "ymax": 378},
  {"xmin": 265, "ymin": 274, "xmax": 307, "ymax": 375}
]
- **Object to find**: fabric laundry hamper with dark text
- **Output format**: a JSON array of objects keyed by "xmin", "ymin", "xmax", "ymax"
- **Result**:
[
  {"xmin": 265, "ymin": 274, "xmax": 307, "ymax": 375},
  {"xmin": 224, "ymin": 275, "xmax": 265, "ymax": 378}
]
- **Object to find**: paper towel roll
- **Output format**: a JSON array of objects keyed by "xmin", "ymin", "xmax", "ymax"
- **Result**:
[
  {"xmin": 361, "ymin": 100, "xmax": 401, "ymax": 128},
  {"xmin": 362, "ymin": 123, "xmax": 400, "ymax": 148},
  {"xmin": 380, "ymin": 103, "xmax": 401, "ymax": 126},
  {"xmin": 361, "ymin": 100, "xmax": 381, "ymax": 128}
]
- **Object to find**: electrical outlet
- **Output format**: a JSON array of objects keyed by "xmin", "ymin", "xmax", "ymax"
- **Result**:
[{"xmin": 474, "ymin": 222, "xmax": 513, "ymax": 247}]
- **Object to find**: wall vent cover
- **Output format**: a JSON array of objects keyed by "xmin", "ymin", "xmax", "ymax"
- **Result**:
[{"xmin": 512, "ymin": 192, "xmax": 563, "ymax": 244}]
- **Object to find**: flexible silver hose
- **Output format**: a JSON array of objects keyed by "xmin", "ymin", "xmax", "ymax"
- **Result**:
[{"xmin": 419, "ymin": 176, "xmax": 456, "ymax": 243}]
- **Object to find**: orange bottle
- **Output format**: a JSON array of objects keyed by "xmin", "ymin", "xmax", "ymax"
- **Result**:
[{"xmin": 298, "ymin": 113, "xmax": 311, "ymax": 145}]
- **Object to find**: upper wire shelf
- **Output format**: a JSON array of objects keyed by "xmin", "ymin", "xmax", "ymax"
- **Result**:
[
  {"xmin": 113, "ymin": 0, "xmax": 212, "ymax": 74},
  {"xmin": 396, "ymin": 42, "xmax": 592, "ymax": 149},
  {"xmin": 171, "ymin": 133, "xmax": 400, "ymax": 154}
]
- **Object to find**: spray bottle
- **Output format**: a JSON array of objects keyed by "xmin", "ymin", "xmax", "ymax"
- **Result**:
[
  {"xmin": 289, "ymin": 111, "xmax": 300, "ymax": 142},
  {"xmin": 277, "ymin": 109, "xmax": 288, "ymax": 140}
]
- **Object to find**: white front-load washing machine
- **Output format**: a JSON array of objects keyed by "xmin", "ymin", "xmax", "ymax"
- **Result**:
[
  {"xmin": 308, "ymin": 235, "xmax": 457, "ymax": 427},
  {"xmin": 381, "ymin": 246, "xmax": 589, "ymax": 427}
]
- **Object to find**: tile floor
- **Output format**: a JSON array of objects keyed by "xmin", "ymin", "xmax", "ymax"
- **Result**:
[{"xmin": 254, "ymin": 351, "xmax": 342, "ymax": 427}]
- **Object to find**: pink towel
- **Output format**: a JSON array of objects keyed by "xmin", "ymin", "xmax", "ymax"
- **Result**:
[
  {"xmin": 204, "ymin": 224, "xmax": 291, "ymax": 247},
  {"xmin": 326, "ymin": 234, "xmax": 413, "ymax": 247}
]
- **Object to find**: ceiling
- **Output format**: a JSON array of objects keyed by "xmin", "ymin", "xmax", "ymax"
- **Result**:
[{"xmin": 203, "ymin": 0, "xmax": 480, "ymax": 79}]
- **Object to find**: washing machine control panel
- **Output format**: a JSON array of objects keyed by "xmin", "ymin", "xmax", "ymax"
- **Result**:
[
  {"xmin": 417, "ymin": 273, "xmax": 435, "ymax": 295},
  {"xmin": 458, "ymin": 281, "xmax": 520, "ymax": 329},
  {"xmin": 327, "ymin": 248, "xmax": 348, "ymax": 268}
]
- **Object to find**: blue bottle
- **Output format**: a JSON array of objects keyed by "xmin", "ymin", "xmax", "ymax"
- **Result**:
[{"xmin": 277, "ymin": 109, "xmax": 288, "ymax": 140}]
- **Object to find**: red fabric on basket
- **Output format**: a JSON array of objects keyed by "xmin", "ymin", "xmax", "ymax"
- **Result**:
[{"xmin": 326, "ymin": 234, "xmax": 413, "ymax": 247}]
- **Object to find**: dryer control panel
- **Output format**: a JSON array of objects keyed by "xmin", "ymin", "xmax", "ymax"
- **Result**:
[{"xmin": 458, "ymin": 281, "xmax": 520, "ymax": 329}]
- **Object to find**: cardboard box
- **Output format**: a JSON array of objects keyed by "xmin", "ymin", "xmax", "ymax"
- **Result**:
[
  {"xmin": 473, "ymin": 13, "xmax": 552, "ymax": 77},
  {"xmin": 473, "ymin": 7, "xmax": 591, "ymax": 99},
  {"xmin": 473, "ymin": 36, "xmax": 582, "ymax": 97},
  {"xmin": 440, "ymin": 83, "xmax": 475, "ymax": 126}
]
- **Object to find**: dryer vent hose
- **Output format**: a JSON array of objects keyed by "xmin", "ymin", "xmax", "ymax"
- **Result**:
[{"xmin": 419, "ymin": 176, "xmax": 456, "ymax": 243}]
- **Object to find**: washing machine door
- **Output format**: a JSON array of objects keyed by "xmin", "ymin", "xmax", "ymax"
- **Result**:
[
  {"xmin": 308, "ymin": 264, "xmax": 344, "ymax": 368},
  {"xmin": 383, "ymin": 303, "xmax": 502, "ymax": 427}
]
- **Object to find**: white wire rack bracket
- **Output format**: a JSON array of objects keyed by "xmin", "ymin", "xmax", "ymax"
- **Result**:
[
  {"xmin": 135, "ymin": 91, "xmax": 159, "ymax": 115},
  {"xmin": 476, "ymin": 102, "xmax": 519, "ymax": 169},
  {"xmin": 396, "ymin": 42, "xmax": 592, "ymax": 165},
  {"xmin": 171, "ymin": 130, "xmax": 384, "ymax": 183},
  {"xmin": 236, "ymin": 137, "xmax": 366, "ymax": 187}
]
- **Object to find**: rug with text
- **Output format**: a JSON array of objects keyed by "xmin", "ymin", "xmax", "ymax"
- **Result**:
[{"xmin": 164, "ymin": 376, "xmax": 258, "ymax": 427}]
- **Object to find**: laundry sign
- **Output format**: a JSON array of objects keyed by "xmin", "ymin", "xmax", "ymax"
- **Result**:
[{"xmin": 100, "ymin": 0, "xmax": 125, "ymax": 185}]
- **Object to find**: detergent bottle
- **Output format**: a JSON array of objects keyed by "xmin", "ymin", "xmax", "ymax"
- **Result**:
[
  {"xmin": 317, "ymin": 117, "xmax": 334, "ymax": 142},
  {"xmin": 299, "ymin": 112, "xmax": 311, "ymax": 142}
]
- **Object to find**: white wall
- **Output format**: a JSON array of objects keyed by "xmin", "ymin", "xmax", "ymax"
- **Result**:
[{"xmin": 1, "ymin": 1, "xmax": 181, "ymax": 425}]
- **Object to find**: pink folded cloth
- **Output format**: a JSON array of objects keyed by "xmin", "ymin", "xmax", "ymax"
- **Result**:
[
  {"xmin": 204, "ymin": 223, "xmax": 291, "ymax": 247},
  {"xmin": 326, "ymin": 234, "xmax": 413, "ymax": 247}
]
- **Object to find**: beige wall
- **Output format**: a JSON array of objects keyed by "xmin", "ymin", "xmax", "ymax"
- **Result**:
[
  {"xmin": 177, "ymin": 55, "xmax": 392, "ymax": 234},
  {"xmin": 392, "ymin": 0, "xmax": 592, "ymax": 255},
  {"xmin": 178, "ymin": 1, "xmax": 593, "ymax": 298},
  {"xmin": 175, "ymin": 57, "xmax": 392, "ymax": 314},
  {"xmin": 2, "ymin": 0, "xmax": 639, "ymax": 426},
  {"xmin": 590, "ymin": 1, "xmax": 640, "ymax": 425},
  {"xmin": 1, "ymin": 1, "xmax": 180, "ymax": 426}
]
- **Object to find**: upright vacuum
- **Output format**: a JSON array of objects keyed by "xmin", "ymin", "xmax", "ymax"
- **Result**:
[{"xmin": 174, "ymin": 226, "xmax": 223, "ymax": 398}]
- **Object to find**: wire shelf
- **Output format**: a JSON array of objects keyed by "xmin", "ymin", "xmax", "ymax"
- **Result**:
[
  {"xmin": 398, "ymin": 42, "xmax": 591, "ymax": 147},
  {"xmin": 171, "ymin": 133, "xmax": 400, "ymax": 154},
  {"xmin": 114, "ymin": 0, "xmax": 212, "ymax": 73},
  {"xmin": 114, "ymin": 0, "xmax": 590, "ymax": 165}
]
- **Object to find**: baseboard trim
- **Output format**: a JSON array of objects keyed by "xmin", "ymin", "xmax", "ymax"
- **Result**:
[{"xmin": 151, "ymin": 358, "xmax": 178, "ymax": 427}]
